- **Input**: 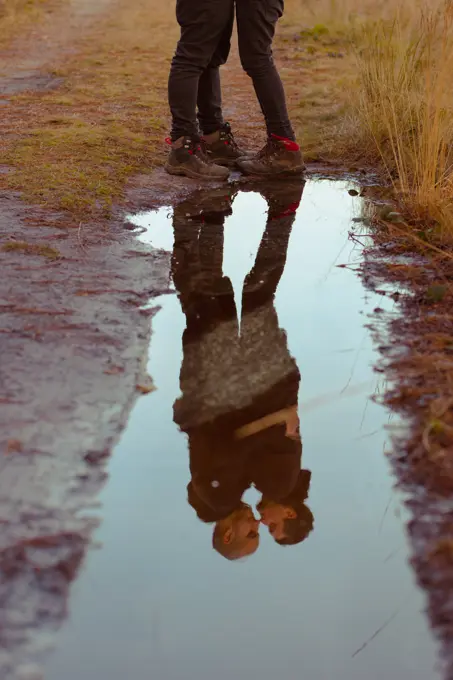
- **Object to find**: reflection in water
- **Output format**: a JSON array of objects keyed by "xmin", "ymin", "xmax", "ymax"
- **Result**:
[
  {"xmin": 171, "ymin": 184, "xmax": 313, "ymax": 559},
  {"xmin": 46, "ymin": 180, "xmax": 440, "ymax": 680}
]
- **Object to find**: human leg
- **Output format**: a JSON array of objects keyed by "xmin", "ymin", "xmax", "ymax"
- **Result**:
[
  {"xmin": 166, "ymin": 0, "xmax": 234, "ymax": 179},
  {"xmin": 196, "ymin": 10, "xmax": 233, "ymax": 137},
  {"xmin": 236, "ymin": 0, "xmax": 293, "ymax": 140},
  {"xmin": 196, "ymin": 9, "xmax": 252, "ymax": 167},
  {"xmin": 235, "ymin": 0, "xmax": 304, "ymax": 175},
  {"xmin": 169, "ymin": 0, "xmax": 234, "ymax": 141}
]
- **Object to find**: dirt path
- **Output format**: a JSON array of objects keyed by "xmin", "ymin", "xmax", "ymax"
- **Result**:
[
  {"xmin": 0, "ymin": 3, "xmax": 170, "ymax": 677},
  {"xmin": 0, "ymin": 198, "xmax": 175, "ymax": 679},
  {"xmin": 0, "ymin": 0, "xmax": 118, "ymax": 94}
]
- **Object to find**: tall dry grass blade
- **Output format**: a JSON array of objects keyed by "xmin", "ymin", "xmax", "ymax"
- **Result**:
[{"xmin": 353, "ymin": 1, "xmax": 453, "ymax": 241}]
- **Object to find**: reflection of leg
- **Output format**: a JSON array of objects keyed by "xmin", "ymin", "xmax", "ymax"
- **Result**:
[
  {"xmin": 171, "ymin": 190, "xmax": 238, "ymax": 335},
  {"xmin": 196, "ymin": 215, "xmax": 238, "ymax": 328},
  {"xmin": 171, "ymin": 211, "xmax": 201, "ymax": 302},
  {"xmin": 172, "ymin": 195, "xmax": 239, "ymax": 434},
  {"xmin": 197, "ymin": 9, "xmax": 233, "ymax": 136},
  {"xmin": 242, "ymin": 182, "xmax": 304, "ymax": 310},
  {"xmin": 237, "ymin": 183, "xmax": 302, "ymax": 438},
  {"xmin": 171, "ymin": 187, "xmax": 235, "ymax": 299},
  {"xmin": 198, "ymin": 218, "xmax": 224, "ymax": 285}
]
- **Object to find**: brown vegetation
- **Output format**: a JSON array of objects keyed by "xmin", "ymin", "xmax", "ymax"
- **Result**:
[
  {"xmin": 0, "ymin": 0, "xmax": 63, "ymax": 46},
  {"xmin": 3, "ymin": 0, "xmax": 453, "ymax": 244}
]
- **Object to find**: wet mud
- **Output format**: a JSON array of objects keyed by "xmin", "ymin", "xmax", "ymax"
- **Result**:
[
  {"xmin": 44, "ymin": 179, "xmax": 441, "ymax": 680},
  {"xmin": 358, "ymin": 219, "xmax": 453, "ymax": 679},
  {"xmin": 0, "ymin": 193, "xmax": 169, "ymax": 679}
]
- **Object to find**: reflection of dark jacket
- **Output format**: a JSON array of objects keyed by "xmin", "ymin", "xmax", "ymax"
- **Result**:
[
  {"xmin": 171, "ymin": 185, "xmax": 305, "ymax": 522},
  {"xmin": 186, "ymin": 376, "xmax": 302, "ymax": 523}
]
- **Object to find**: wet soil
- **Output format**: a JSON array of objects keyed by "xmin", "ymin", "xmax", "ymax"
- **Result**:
[
  {"xmin": 43, "ymin": 179, "xmax": 441, "ymax": 680},
  {"xmin": 0, "ymin": 194, "xmax": 169, "ymax": 678},
  {"xmin": 358, "ymin": 221, "xmax": 453, "ymax": 679}
]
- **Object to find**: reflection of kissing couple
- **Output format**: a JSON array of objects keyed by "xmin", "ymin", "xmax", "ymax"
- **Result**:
[{"xmin": 172, "ymin": 181, "xmax": 314, "ymax": 560}]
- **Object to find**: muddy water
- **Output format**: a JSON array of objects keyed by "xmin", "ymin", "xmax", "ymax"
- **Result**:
[{"xmin": 46, "ymin": 180, "xmax": 440, "ymax": 680}]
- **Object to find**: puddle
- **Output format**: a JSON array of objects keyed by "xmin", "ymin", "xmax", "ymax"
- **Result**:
[
  {"xmin": 46, "ymin": 180, "xmax": 441, "ymax": 679},
  {"xmin": 0, "ymin": 74, "xmax": 64, "ymax": 95}
]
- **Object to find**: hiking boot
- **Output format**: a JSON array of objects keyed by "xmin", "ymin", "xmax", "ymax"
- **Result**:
[
  {"xmin": 236, "ymin": 135, "xmax": 305, "ymax": 177},
  {"xmin": 203, "ymin": 122, "xmax": 252, "ymax": 168},
  {"xmin": 165, "ymin": 135, "xmax": 229, "ymax": 181}
]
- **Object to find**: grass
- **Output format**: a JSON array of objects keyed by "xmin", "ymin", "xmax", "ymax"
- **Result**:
[
  {"xmin": 1, "ymin": 0, "xmax": 173, "ymax": 217},
  {"xmin": 0, "ymin": 0, "xmax": 63, "ymax": 46},
  {"xmin": 2, "ymin": 241, "xmax": 61, "ymax": 259},
  {"xmin": 1, "ymin": 0, "xmax": 358, "ymax": 217},
  {"xmin": 4, "ymin": 0, "xmax": 453, "ymax": 245},
  {"xmin": 276, "ymin": 6, "xmax": 356, "ymax": 160},
  {"xmin": 279, "ymin": 0, "xmax": 453, "ymax": 244},
  {"xmin": 352, "ymin": 3, "xmax": 453, "ymax": 243}
]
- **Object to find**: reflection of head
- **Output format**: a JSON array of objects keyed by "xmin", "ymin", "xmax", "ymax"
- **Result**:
[
  {"xmin": 258, "ymin": 470, "xmax": 313, "ymax": 547},
  {"xmin": 212, "ymin": 504, "xmax": 260, "ymax": 561}
]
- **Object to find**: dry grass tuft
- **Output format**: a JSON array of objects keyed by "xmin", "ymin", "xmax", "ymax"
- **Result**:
[
  {"xmin": 281, "ymin": 0, "xmax": 453, "ymax": 244},
  {"xmin": 353, "ymin": 1, "xmax": 453, "ymax": 242}
]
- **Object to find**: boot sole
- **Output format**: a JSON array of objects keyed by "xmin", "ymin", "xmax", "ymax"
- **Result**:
[
  {"xmin": 209, "ymin": 157, "xmax": 239, "ymax": 168},
  {"xmin": 209, "ymin": 155, "xmax": 255, "ymax": 168},
  {"xmin": 165, "ymin": 163, "xmax": 229, "ymax": 182}
]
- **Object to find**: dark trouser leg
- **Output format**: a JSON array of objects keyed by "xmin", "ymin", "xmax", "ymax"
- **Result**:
[
  {"xmin": 197, "ymin": 7, "xmax": 234, "ymax": 136},
  {"xmin": 236, "ymin": 0, "xmax": 295, "ymax": 140},
  {"xmin": 169, "ymin": 0, "xmax": 234, "ymax": 142}
]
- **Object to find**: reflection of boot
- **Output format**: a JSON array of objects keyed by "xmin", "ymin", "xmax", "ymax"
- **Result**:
[
  {"xmin": 172, "ymin": 186, "xmax": 235, "ymax": 300},
  {"xmin": 173, "ymin": 185, "xmax": 235, "ymax": 221},
  {"xmin": 256, "ymin": 181, "xmax": 305, "ymax": 221},
  {"xmin": 239, "ymin": 180, "xmax": 304, "ymax": 312}
]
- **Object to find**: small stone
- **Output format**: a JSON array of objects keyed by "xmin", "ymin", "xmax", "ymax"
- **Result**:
[
  {"xmin": 136, "ymin": 377, "xmax": 155, "ymax": 394},
  {"xmin": 426, "ymin": 284, "xmax": 447, "ymax": 303},
  {"xmin": 103, "ymin": 365, "xmax": 124, "ymax": 375},
  {"xmin": 6, "ymin": 439, "xmax": 22, "ymax": 453},
  {"xmin": 386, "ymin": 211, "xmax": 405, "ymax": 223},
  {"xmin": 378, "ymin": 206, "xmax": 393, "ymax": 220},
  {"xmin": 84, "ymin": 448, "xmax": 109, "ymax": 464}
]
